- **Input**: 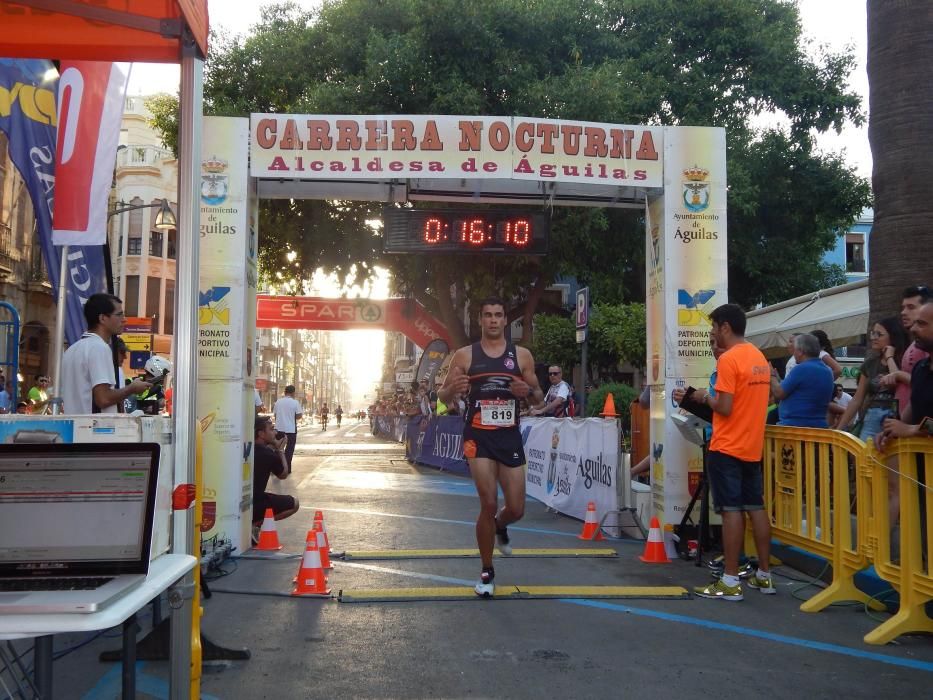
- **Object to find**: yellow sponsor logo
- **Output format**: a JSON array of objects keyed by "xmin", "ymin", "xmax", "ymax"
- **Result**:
[{"xmin": 0, "ymin": 82, "xmax": 56, "ymax": 126}]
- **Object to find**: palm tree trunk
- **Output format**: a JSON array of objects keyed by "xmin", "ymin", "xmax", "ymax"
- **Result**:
[{"xmin": 867, "ymin": 1, "xmax": 933, "ymax": 320}]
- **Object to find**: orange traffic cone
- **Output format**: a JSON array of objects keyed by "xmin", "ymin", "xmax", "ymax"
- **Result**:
[
  {"xmin": 254, "ymin": 508, "xmax": 282, "ymax": 551},
  {"xmin": 600, "ymin": 393, "xmax": 618, "ymax": 417},
  {"xmin": 578, "ymin": 501, "xmax": 605, "ymax": 541},
  {"xmin": 312, "ymin": 521, "xmax": 333, "ymax": 569},
  {"xmin": 292, "ymin": 536, "xmax": 331, "ymax": 597},
  {"xmin": 639, "ymin": 516, "xmax": 671, "ymax": 563}
]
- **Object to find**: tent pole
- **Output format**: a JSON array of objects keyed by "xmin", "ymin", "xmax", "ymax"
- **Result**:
[{"xmin": 168, "ymin": 33, "xmax": 203, "ymax": 700}]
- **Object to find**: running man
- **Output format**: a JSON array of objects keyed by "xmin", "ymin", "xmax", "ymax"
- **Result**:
[
  {"xmin": 335, "ymin": 403, "xmax": 344, "ymax": 427},
  {"xmin": 320, "ymin": 402, "xmax": 329, "ymax": 431},
  {"xmin": 438, "ymin": 296, "xmax": 545, "ymax": 597}
]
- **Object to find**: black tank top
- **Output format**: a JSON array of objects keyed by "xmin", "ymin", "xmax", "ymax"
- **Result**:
[{"xmin": 465, "ymin": 341, "xmax": 522, "ymax": 429}]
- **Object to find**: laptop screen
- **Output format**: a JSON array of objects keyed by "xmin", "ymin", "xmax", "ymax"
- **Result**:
[{"xmin": 0, "ymin": 442, "xmax": 160, "ymax": 576}]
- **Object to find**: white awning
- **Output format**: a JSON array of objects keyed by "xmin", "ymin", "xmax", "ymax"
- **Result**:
[{"xmin": 745, "ymin": 280, "xmax": 868, "ymax": 357}]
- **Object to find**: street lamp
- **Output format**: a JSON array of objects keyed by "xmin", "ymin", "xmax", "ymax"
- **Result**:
[
  {"xmin": 109, "ymin": 198, "xmax": 177, "ymax": 230},
  {"xmin": 106, "ymin": 198, "xmax": 177, "ymax": 295}
]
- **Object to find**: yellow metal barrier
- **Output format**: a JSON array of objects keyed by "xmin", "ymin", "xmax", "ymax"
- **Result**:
[
  {"xmin": 764, "ymin": 426, "xmax": 933, "ymax": 645},
  {"xmin": 764, "ymin": 426, "xmax": 880, "ymax": 613},
  {"xmin": 864, "ymin": 437, "xmax": 933, "ymax": 645}
]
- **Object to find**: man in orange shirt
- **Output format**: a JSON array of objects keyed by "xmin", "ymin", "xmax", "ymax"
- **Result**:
[{"xmin": 686, "ymin": 304, "xmax": 775, "ymax": 601}]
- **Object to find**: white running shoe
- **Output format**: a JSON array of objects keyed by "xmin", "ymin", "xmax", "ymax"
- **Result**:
[{"xmin": 474, "ymin": 572, "xmax": 495, "ymax": 598}]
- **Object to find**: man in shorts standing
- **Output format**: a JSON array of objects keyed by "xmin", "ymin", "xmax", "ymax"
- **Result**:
[
  {"xmin": 687, "ymin": 304, "xmax": 774, "ymax": 601},
  {"xmin": 438, "ymin": 296, "xmax": 545, "ymax": 597}
]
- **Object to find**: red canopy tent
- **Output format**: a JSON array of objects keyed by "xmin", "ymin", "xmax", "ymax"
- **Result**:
[
  {"xmin": 0, "ymin": 1, "xmax": 207, "ymax": 62},
  {"xmin": 1, "ymin": 2, "xmax": 208, "ymax": 696}
]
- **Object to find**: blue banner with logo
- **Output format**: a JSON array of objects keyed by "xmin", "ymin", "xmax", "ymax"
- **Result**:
[
  {"xmin": 0, "ymin": 59, "xmax": 107, "ymax": 345},
  {"xmin": 405, "ymin": 415, "xmax": 470, "ymax": 476}
]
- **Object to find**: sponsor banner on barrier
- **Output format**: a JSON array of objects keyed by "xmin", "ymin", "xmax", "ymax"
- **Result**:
[
  {"xmin": 405, "ymin": 415, "xmax": 469, "ymax": 476},
  {"xmin": 374, "ymin": 415, "xmax": 407, "ymax": 443},
  {"xmin": 520, "ymin": 417, "xmax": 619, "ymax": 523}
]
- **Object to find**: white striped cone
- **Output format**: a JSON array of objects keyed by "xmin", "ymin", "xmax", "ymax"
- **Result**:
[
  {"xmin": 292, "ymin": 537, "xmax": 330, "ymax": 595},
  {"xmin": 578, "ymin": 501, "xmax": 604, "ymax": 540},
  {"xmin": 313, "ymin": 522, "xmax": 333, "ymax": 569},
  {"xmin": 639, "ymin": 516, "xmax": 670, "ymax": 563}
]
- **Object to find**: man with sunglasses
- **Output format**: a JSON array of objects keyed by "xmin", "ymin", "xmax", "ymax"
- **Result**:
[
  {"xmin": 26, "ymin": 374, "xmax": 51, "ymax": 414},
  {"xmin": 530, "ymin": 365, "xmax": 572, "ymax": 417},
  {"xmin": 61, "ymin": 293, "xmax": 151, "ymax": 415}
]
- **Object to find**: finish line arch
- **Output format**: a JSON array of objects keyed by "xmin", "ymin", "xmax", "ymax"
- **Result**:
[
  {"xmin": 198, "ymin": 113, "xmax": 728, "ymax": 547},
  {"xmin": 255, "ymin": 294, "xmax": 451, "ymax": 348}
]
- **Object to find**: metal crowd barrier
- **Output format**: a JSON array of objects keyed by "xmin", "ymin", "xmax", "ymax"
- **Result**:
[
  {"xmin": 865, "ymin": 437, "xmax": 933, "ymax": 644},
  {"xmin": 763, "ymin": 426, "xmax": 933, "ymax": 645}
]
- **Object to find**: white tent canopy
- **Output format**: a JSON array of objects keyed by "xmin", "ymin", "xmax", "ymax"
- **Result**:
[{"xmin": 745, "ymin": 280, "xmax": 869, "ymax": 357}]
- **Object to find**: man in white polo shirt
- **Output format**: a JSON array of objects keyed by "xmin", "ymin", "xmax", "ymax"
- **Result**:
[
  {"xmin": 273, "ymin": 384, "xmax": 303, "ymax": 474},
  {"xmin": 61, "ymin": 293, "xmax": 151, "ymax": 415}
]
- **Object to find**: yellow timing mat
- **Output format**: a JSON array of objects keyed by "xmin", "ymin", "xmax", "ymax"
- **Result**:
[
  {"xmin": 338, "ymin": 585, "xmax": 689, "ymax": 603},
  {"xmin": 340, "ymin": 548, "xmax": 618, "ymax": 560}
]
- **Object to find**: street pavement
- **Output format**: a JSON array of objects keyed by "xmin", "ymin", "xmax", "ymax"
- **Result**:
[{"xmin": 29, "ymin": 418, "xmax": 933, "ymax": 698}]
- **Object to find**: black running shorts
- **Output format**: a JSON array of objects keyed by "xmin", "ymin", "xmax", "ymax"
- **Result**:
[{"xmin": 462, "ymin": 426, "xmax": 526, "ymax": 467}]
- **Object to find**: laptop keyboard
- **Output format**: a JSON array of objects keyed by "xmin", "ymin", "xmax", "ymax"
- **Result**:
[{"xmin": 0, "ymin": 577, "xmax": 113, "ymax": 592}]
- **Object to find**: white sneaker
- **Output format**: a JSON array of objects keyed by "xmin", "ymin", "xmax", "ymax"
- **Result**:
[{"xmin": 474, "ymin": 572, "xmax": 495, "ymax": 598}]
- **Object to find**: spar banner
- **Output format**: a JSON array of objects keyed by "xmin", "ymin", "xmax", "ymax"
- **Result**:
[
  {"xmin": 405, "ymin": 415, "xmax": 469, "ymax": 476},
  {"xmin": 250, "ymin": 115, "xmax": 663, "ymax": 187},
  {"xmin": 256, "ymin": 295, "xmax": 451, "ymax": 348},
  {"xmin": 520, "ymin": 417, "xmax": 620, "ymax": 524}
]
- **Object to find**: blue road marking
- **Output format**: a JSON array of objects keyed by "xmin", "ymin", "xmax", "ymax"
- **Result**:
[
  {"xmin": 564, "ymin": 599, "xmax": 933, "ymax": 673},
  {"xmin": 83, "ymin": 661, "xmax": 222, "ymax": 699}
]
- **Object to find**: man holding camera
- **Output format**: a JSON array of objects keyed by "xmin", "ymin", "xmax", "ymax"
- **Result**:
[{"xmin": 252, "ymin": 415, "xmax": 300, "ymax": 544}]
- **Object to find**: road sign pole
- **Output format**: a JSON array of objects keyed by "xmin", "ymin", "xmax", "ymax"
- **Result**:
[{"xmin": 575, "ymin": 287, "xmax": 589, "ymax": 415}]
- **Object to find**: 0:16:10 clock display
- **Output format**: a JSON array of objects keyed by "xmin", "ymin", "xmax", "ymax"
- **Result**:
[{"xmin": 422, "ymin": 216, "xmax": 533, "ymax": 248}]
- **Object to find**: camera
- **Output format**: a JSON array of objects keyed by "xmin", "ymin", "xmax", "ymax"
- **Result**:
[{"xmin": 275, "ymin": 431, "xmax": 285, "ymax": 440}]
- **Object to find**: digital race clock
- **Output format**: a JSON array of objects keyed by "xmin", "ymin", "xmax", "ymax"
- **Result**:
[{"xmin": 383, "ymin": 208, "xmax": 549, "ymax": 255}]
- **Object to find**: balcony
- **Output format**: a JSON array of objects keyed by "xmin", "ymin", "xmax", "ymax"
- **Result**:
[
  {"xmin": 116, "ymin": 145, "xmax": 174, "ymax": 175},
  {"xmin": 0, "ymin": 222, "xmax": 13, "ymax": 272}
]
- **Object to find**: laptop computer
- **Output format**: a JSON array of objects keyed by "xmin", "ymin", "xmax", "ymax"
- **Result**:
[{"xmin": 0, "ymin": 442, "xmax": 160, "ymax": 614}]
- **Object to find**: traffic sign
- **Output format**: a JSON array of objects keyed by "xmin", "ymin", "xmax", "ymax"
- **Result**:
[
  {"xmin": 576, "ymin": 329, "xmax": 587, "ymax": 344},
  {"xmin": 123, "ymin": 316, "xmax": 154, "ymax": 334},
  {"xmin": 576, "ymin": 287, "xmax": 589, "ymax": 329},
  {"xmin": 122, "ymin": 332, "xmax": 152, "ymax": 350}
]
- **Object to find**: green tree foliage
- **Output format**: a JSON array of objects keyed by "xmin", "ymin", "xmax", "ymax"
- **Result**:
[
  {"xmin": 530, "ymin": 301, "xmax": 645, "ymax": 383},
  {"xmin": 152, "ymin": 0, "xmax": 871, "ymax": 339},
  {"xmin": 589, "ymin": 302, "xmax": 647, "ymax": 373},
  {"xmin": 528, "ymin": 314, "xmax": 577, "ymax": 374}
]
